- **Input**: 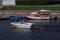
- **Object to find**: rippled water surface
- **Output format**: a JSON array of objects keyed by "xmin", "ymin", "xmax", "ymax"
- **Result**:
[{"xmin": 0, "ymin": 20, "xmax": 60, "ymax": 40}]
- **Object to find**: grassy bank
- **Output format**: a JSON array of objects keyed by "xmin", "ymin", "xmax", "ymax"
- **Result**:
[{"xmin": 2, "ymin": 5, "xmax": 60, "ymax": 10}]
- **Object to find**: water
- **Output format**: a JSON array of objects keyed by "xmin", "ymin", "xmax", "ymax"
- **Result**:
[{"xmin": 0, "ymin": 20, "xmax": 60, "ymax": 40}]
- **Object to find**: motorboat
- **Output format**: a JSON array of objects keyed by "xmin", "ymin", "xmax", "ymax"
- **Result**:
[
  {"xmin": 10, "ymin": 22, "xmax": 33, "ymax": 28},
  {"xmin": 0, "ymin": 16, "xmax": 9, "ymax": 20},
  {"xmin": 26, "ymin": 9, "xmax": 57, "ymax": 20}
]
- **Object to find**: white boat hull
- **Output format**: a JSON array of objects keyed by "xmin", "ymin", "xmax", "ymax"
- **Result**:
[
  {"xmin": 27, "ymin": 16, "xmax": 50, "ymax": 20},
  {"xmin": 10, "ymin": 22, "xmax": 33, "ymax": 28}
]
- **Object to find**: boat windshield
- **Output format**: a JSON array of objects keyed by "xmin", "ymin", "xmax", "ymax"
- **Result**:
[{"xmin": 40, "ymin": 11, "xmax": 50, "ymax": 14}]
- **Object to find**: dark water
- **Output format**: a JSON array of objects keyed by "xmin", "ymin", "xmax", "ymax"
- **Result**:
[{"xmin": 0, "ymin": 20, "xmax": 60, "ymax": 40}]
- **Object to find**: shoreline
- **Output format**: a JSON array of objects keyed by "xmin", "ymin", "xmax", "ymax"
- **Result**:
[{"xmin": 0, "ymin": 10, "xmax": 60, "ymax": 17}]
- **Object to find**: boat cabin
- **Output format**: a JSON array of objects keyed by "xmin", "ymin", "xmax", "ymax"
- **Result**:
[{"xmin": 39, "ymin": 9, "xmax": 51, "ymax": 17}]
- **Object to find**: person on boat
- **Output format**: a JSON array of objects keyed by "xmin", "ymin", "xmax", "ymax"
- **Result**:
[
  {"xmin": 20, "ymin": 16, "xmax": 28, "ymax": 23},
  {"xmin": 14, "ymin": 16, "xmax": 20, "ymax": 22},
  {"xmin": 10, "ymin": 16, "xmax": 20, "ymax": 22}
]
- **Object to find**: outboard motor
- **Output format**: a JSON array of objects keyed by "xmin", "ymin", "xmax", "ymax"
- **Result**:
[
  {"xmin": 14, "ymin": 16, "xmax": 20, "ymax": 22},
  {"xmin": 50, "ymin": 16, "xmax": 56, "ymax": 20},
  {"xmin": 20, "ymin": 16, "xmax": 28, "ymax": 22}
]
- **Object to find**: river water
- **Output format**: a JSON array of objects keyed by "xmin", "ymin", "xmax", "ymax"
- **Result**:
[{"xmin": 0, "ymin": 20, "xmax": 60, "ymax": 40}]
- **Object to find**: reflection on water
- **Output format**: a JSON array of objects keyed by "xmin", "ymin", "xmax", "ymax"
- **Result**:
[
  {"xmin": 11, "ymin": 20, "xmax": 58, "ymax": 31},
  {"xmin": 11, "ymin": 20, "xmax": 58, "ymax": 30},
  {"xmin": 11, "ymin": 20, "xmax": 51, "ymax": 30},
  {"xmin": 0, "ymin": 20, "xmax": 60, "ymax": 40},
  {"xmin": 28, "ymin": 20, "xmax": 51, "ymax": 25},
  {"xmin": 12, "ymin": 28, "xmax": 31, "ymax": 33},
  {"xmin": 29, "ymin": 20, "xmax": 50, "ymax": 22}
]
